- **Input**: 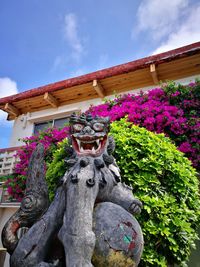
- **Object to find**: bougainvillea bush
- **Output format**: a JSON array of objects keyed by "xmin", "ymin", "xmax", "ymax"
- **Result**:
[
  {"xmin": 87, "ymin": 80, "xmax": 200, "ymax": 170},
  {"xmin": 4, "ymin": 126, "xmax": 69, "ymax": 201},
  {"xmin": 45, "ymin": 119, "xmax": 200, "ymax": 267}
]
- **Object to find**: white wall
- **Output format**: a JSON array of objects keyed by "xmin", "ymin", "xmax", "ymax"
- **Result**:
[{"xmin": 9, "ymin": 74, "xmax": 200, "ymax": 147}]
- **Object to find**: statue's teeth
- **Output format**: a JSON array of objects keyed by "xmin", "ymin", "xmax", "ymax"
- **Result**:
[
  {"xmin": 76, "ymin": 138, "xmax": 102, "ymax": 153},
  {"xmin": 96, "ymin": 140, "xmax": 100, "ymax": 146},
  {"xmin": 77, "ymin": 139, "xmax": 81, "ymax": 148}
]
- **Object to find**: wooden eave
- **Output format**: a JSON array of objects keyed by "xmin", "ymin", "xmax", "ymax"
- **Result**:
[{"xmin": 0, "ymin": 42, "xmax": 200, "ymax": 120}]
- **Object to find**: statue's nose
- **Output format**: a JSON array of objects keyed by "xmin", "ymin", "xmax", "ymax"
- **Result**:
[{"xmin": 83, "ymin": 126, "xmax": 95, "ymax": 135}]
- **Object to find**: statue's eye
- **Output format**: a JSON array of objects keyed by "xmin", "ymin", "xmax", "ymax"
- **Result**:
[
  {"xmin": 73, "ymin": 124, "xmax": 84, "ymax": 132},
  {"xmin": 93, "ymin": 123, "xmax": 104, "ymax": 132}
]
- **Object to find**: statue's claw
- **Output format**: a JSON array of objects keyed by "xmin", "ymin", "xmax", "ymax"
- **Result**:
[
  {"xmin": 129, "ymin": 199, "xmax": 143, "ymax": 215},
  {"xmin": 35, "ymin": 261, "xmax": 59, "ymax": 267},
  {"xmin": 35, "ymin": 262, "xmax": 53, "ymax": 267}
]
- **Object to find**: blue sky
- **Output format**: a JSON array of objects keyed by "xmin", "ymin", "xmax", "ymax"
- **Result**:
[{"xmin": 0, "ymin": 0, "xmax": 200, "ymax": 148}]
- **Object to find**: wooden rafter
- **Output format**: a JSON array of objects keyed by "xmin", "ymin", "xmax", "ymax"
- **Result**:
[
  {"xmin": 44, "ymin": 92, "xmax": 59, "ymax": 108},
  {"xmin": 150, "ymin": 64, "xmax": 159, "ymax": 84},
  {"xmin": 4, "ymin": 103, "xmax": 20, "ymax": 117},
  {"xmin": 92, "ymin": 79, "xmax": 105, "ymax": 98}
]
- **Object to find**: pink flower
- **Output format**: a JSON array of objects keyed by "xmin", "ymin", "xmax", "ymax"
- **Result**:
[{"xmin": 179, "ymin": 142, "xmax": 193, "ymax": 153}]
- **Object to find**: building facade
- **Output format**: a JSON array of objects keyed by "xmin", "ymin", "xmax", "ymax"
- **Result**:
[{"xmin": 0, "ymin": 42, "xmax": 200, "ymax": 267}]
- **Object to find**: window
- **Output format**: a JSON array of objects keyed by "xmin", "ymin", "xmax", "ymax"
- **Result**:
[
  {"xmin": 34, "ymin": 121, "xmax": 53, "ymax": 135},
  {"xmin": 54, "ymin": 117, "xmax": 70, "ymax": 128},
  {"xmin": 34, "ymin": 117, "xmax": 70, "ymax": 135}
]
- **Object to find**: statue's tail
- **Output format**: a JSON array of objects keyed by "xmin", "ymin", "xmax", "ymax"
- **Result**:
[{"xmin": 1, "ymin": 143, "xmax": 49, "ymax": 254}]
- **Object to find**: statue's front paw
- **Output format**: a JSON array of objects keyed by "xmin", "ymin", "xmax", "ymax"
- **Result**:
[
  {"xmin": 35, "ymin": 259, "xmax": 61, "ymax": 267},
  {"xmin": 129, "ymin": 199, "xmax": 143, "ymax": 215}
]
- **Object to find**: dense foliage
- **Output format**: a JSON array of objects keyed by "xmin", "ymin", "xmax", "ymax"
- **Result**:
[
  {"xmin": 44, "ymin": 119, "xmax": 200, "ymax": 267},
  {"xmin": 111, "ymin": 119, "xmax": 200, "ymax": 267},
  {"xmin": 45, "ymin": 138, "xmax": 69, "ymax": 201},
  {"xmin": 88, "ymin": 80, "xmax": 200, "ymax": 170}
]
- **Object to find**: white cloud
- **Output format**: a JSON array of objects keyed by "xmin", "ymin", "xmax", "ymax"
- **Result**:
[
  {"xmin": 0, "ymin": 77, "xmax": 18, "ymax": 97},
  {"xmin": 52, "ymin": 56, "xmax": 63, "ymax": 71},
  {"xmin": 64, "ymin": 13, "xmax": 84, "ymax": 61},
  {"xmin": 68, "ymin": 53, "xmax": 110, "ymax": 78},
  {"xmin": 0, "ymin": 110, "xmax": 9, "ymax": 125},
  {"xmin": 134, "ymin": 0, "xmax": 200, "ymax": 54},
  {"xmin": 51, "ymin": 13, "xmax": 86, "ymax": 71},
  {"xmin": 135, "ymin": 0, "xmax": 189, "ymax": 40},
  {"xmin": 152, "ymin": 4, "xmax": 200, "ymax": 54},
  {"xmin": 50, "ymin": 55, "xmax": 67, "ymax": 73},
  {"xmin": 98, "ymin": 54, "xmax": 109, "ymax": 70},
  {"xmin": 69, "ymin": 68, "xmax": 87, "ymax": 77},
  {"xmin": 0, "ymin": 77, "xmax": 18, "ymax": 125}
]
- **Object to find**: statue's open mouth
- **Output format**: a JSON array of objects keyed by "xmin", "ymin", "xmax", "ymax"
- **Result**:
[{"xmin": 72, "ymin": 135, "xmax": 107, "ymax": 156}]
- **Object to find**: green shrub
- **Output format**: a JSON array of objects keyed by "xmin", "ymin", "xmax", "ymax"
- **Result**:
[
  {"xmin": 111, "ymin": 119, "xmax": 200, "ymax": 267},
  {"xmin": 46, "ymin": 138, "xmax": 69, "ymax": 201},
  {"xmin": 46, "ymin": 119, "xmax": 200, "ymax": 267}
]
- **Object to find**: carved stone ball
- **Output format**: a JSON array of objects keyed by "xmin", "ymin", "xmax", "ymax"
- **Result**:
[{"xmin": 92, "ymin": 202, "xmax": 144, "ymax": 267}]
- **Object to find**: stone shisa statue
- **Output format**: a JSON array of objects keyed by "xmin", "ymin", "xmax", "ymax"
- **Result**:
[{"xmin": 2, "ymin": 114, "xmax": 143, "ymax": 267}]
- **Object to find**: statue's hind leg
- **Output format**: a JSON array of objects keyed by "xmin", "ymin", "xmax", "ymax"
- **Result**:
[{"xmin": 59, "ymin": 164, "xmax": 99, "ymax": 267}]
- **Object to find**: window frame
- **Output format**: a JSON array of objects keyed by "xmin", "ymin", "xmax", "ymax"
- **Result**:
[{"xmin": 33, "ymin": 116, "xmax": 70, "ymax": 135}]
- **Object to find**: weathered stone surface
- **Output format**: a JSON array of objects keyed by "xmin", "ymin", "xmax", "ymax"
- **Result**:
[
  {"xmin": 93, "ymin": 202, "xmax": 143, "ymax": 267},
  {"xmin": 10, "ymin": 186, "xmax": 65, "ymax": 267},
  {"xmin": 59, "ymin": 163, "xmax": 99, "ymax": 267},
  {"xmin": 2, "ymin": 143, "xmax": 49, "ymax": 254}
]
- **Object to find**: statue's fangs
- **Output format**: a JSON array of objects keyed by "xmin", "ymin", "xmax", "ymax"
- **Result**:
[{"xmin": 2, "ymin": 113, "xmax": 144, "ymax": 267}]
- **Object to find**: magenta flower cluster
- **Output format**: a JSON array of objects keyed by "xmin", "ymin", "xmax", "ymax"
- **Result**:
[
  {"xmin": 5, "ymin": 126, "xmax": 69, "ymax": 201},
  {"xmin": 87, "ymin": 81, "xmax": 200, "ymax": 170},
  {"xmin": 14, "ymin": 126, "xmax": 69, "ymax": 176},
  {"xmin": 5, "ymin": 175, "xmax": 26, "ymax": 202}
]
